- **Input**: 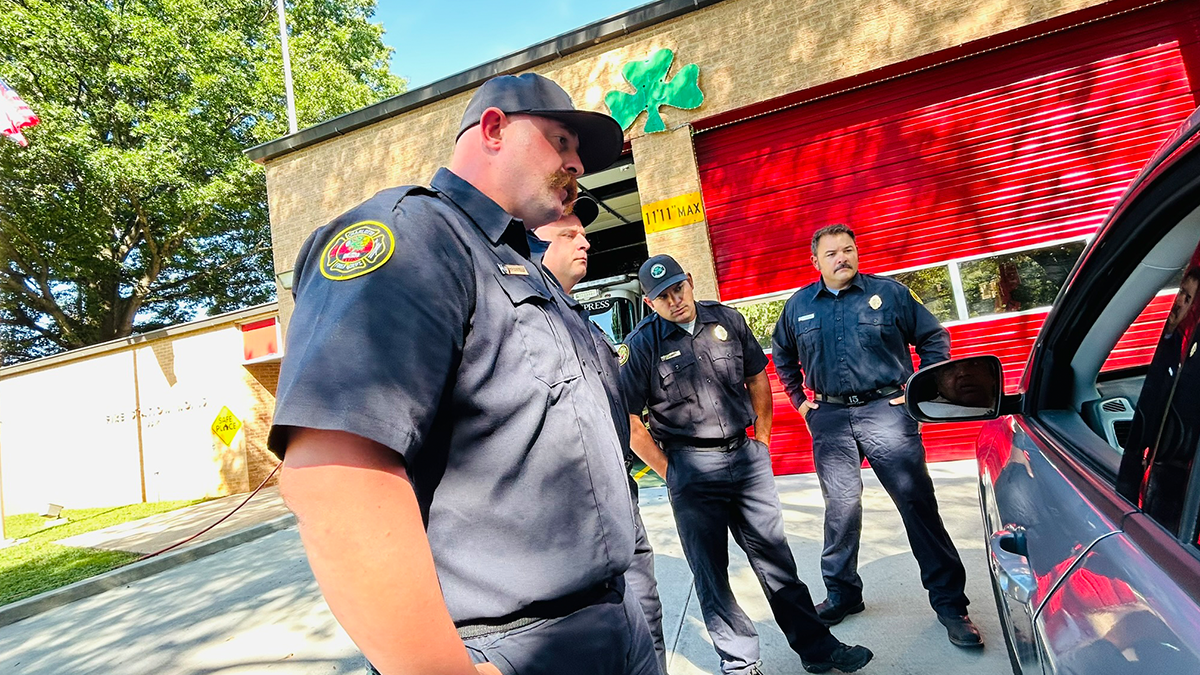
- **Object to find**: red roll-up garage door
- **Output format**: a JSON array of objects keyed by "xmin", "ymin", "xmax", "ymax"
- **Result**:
[{"xmin": 695, "ymin": 0, "xmax": 1200, "ymax": 475}]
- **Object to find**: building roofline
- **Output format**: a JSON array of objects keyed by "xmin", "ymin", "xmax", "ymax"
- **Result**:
[
  {"xmin": 0, "ymin": 302, "xmax": 280, "ymax": 378},
  {"xmin": 245, "ymin": 0, "xmax": 727, "ymax": 164}
]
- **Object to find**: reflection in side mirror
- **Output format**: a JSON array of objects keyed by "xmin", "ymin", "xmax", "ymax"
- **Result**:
[{"xmin": 905, "ymin": 355, "xmax": 1003, "ymax": 422}]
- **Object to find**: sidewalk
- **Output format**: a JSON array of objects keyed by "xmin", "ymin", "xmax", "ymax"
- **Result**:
[
  {"xmin": 0, "ymin": 460, "xmax": 1007, "ymax": 674},
  {"xmin": 0, "ymin": 485, "xmax": 294, "ymax": 628},
  {"xmin": 657, "ymin": 459, "xmax": 1003, "ymax": 674},
  {"xmin": 54, "ymin": 486, "xmax": 291, "ymax": 555}
]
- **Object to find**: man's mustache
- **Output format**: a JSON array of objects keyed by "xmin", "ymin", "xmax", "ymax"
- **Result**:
[
  {"xmin": 551, "ymin": 171, "xmax": 578, "ymax": 206},
  {"xmin": 835, "ymin": 262, "xmax": 853, "ymax": 271}
]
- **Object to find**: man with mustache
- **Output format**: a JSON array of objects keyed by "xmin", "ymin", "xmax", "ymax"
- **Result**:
[
  {"xmin": 771, "ymin": 224, "xmax": 981, "ymax": 648},
  {"xmin": 533, "ymin": 198, "xmax": 668, "ymax": 674},
  {"xmin": 620, "ymin": 254, "xmax": 873, "ymax": 675},
  {"xmin": 269, "ymin": 73, "xmax": 658, "ymax": 675},
  {"xmin": 1118, "ymin": 265, "xmax": 1200, "ymax": 519}
]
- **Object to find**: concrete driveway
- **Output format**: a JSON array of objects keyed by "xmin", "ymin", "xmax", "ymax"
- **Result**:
[{"xmin": 0, "ymin": 459, "xmax": 1009, "ymax": 675}]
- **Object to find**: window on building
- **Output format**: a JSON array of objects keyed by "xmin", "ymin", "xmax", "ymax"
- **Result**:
[
  {"xmin": 735, "ymin": 298, "xmax": 788, "ymax": 350},
  {"xmin": 959, "ymin": 242, "xmax": 1086, "ymax": 319},
  {"xmin": 889, "ymin": 266, "xmax": 957, "ymax": 323}
]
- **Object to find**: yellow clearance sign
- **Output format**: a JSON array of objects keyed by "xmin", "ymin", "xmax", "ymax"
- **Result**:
[
  {"xmin": 642, "ymin": 192, "xmax": 705, "ymax": 234},
  {"xmin": 211, "ymin": 406, "xmax": 243, "ymax": 446}
]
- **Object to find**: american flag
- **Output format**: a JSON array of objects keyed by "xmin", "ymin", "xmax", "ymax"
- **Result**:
[{"xmin": 1, "ymin": 78, "xmax": 39, "ymax": 147}]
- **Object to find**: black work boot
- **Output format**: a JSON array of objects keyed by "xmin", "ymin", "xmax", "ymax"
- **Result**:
[
  {"xmin": 938, "ymin": 613, "xmax": 984, "ymax": 648},
  {"xmin": 814, "ymin": 599, "xmax": 866, "ymax": 626},
  {"xmin": 802, "ymin": 644, "xmax": 874, "ymax": 673}
]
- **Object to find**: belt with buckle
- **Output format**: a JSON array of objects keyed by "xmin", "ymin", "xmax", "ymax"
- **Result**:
[
  {"xmin": 666, "ymin": 431, "xmax": 747, "ymax": 452},
  {"xmin": 455, "ymin": 578, "xmax": 618, "ymax": 640},
  {"xmin": 813, "ymin": 385, "xmax": 902, "ymax": 407}
]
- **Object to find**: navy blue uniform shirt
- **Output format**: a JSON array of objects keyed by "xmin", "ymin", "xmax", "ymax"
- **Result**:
[
  {"xmin": 771, "ymin": 273, "xmax": 950, "ymax": 409},
  {"xmin": 269, "ymin": 168, "xmax": 635, "ymax": 624},
  {"xmin": 529, "ymin": 233, "xmax": 633, "ymax": 455},
  {"xmin": 620, "ymin": 301, "xmax": 769, "ymax": 444}
]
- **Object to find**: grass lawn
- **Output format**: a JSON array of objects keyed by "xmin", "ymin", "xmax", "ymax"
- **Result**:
[{"xmin": 1, "ymin": 500, "xmax": 203, "ymax": 606}]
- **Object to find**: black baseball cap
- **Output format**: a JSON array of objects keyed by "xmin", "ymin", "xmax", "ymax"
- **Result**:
[
  {"xmin": 570, "ymin": 196, "xmax": 599, "ymax": 227},
  {"xmin": 639, "ymin": 254, "xmax": 689, "ymax": 299},
  {"xmin": 457, "ymin": 73, "xmax": 625, "ymax": 174}
]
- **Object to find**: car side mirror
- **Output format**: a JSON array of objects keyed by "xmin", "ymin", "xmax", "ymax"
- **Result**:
[{"xmin": 904, "ymin": 355, "xmax": 1004, "ymax": 422}]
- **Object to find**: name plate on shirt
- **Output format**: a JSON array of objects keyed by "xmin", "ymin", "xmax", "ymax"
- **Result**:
[
  {"xmin": 498, "ymin": 264, "xmax": 529, "ymax": 276},
  {"xmin": 798, "ymin": 313, "xmax": 815, "ymax": 322},
  {"xmin": 661, "ymin": 350, "xmax": 682, "ymax": 361}
]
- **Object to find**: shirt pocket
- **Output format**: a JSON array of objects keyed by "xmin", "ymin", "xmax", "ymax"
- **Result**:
[
  {"xmin": 797, "ymin": 318, "xmax": 822, "ymax": 358},
  {"xmin": 657, "ymin": 352, "xmax": 698, "ymax": 403},
  {"xmin": 857, "ymin": 309, "xmax": 898, "ymax": 353},
  {"xmin": 497, "ymin": 273, "xmax": 583, "ymax": 388},
  {"xmin": 710, "ymin": 342, "xmax": 744, "ymax": 383}
]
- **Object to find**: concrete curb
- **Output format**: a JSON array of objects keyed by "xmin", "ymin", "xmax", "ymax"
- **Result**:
[{"xmin": 0, "ymin": 513, "xmax": 297, "ymax": 628}]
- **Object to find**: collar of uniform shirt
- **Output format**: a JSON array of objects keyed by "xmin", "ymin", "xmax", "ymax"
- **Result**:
[
  {"xmin": 431, "ymin": 168, "xmax": 531, "ymax": 257},
  {"xmin": 655, "ymin": 300, "xmax": 722, "ymax": 338},
  {"xmin": 526, "ymin": 231, "xmax": 549, "ymax": 264},
  {"xmin": 814, "ymin": 272, "xmax": 866, "ymax": 300}
]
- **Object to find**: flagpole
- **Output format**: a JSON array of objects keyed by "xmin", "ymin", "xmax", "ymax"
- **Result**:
[{"xmin": 276, "ymin": 0, "xmax": 298, "ymax": 135}]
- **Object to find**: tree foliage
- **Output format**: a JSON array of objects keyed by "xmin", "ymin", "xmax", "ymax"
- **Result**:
[{"xmin": 0, "ymin": 0, "xmax": 404, "ymax": 364}]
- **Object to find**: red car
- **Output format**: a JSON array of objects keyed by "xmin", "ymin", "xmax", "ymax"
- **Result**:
[{"xmin": 906, "ymin": 107, "xmax": 1200, "ymax": 675}]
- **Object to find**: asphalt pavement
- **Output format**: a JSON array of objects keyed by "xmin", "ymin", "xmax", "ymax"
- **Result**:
[{"xmin": 0, "ymin": 459, "xmax": 1009, "ymax": 675}]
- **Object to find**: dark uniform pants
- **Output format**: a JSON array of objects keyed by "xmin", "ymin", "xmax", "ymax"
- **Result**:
[
  {"xmin": 368, "ymin": 578, "xmax": 659, "ymax": 675},
  {"xmin": 628, "ymin": 488, "xmax": 668, "ymax": 674},
  {"xmin": 666, "ymin": 436, "xmax": 839, "ymax": 675},
  {"xmin": 462, "ymin": 577, "xmax": 659, "ymax": 675},
  {"xmin": 806, "ymin": 397, "xmax": 969, "ymax": 617}
]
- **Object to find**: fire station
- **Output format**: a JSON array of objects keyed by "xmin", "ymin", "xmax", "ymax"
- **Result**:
[{"xmin": 250, "ymin": 0, "xmax": 1200, "ymax": 474}]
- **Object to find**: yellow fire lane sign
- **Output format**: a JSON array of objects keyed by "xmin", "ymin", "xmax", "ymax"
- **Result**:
[
  {"xmin": 211, "ymin": 406, "xmax": 243, "ymax": 446},
  {"xmin": 642, "ymin": 192, "xmax": 705, "ymax": 234}
]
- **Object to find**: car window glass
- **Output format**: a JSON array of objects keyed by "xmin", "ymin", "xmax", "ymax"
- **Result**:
[{"xmin": 1116, "ymin": 242, "xmax": 1200, "ymax": 536}]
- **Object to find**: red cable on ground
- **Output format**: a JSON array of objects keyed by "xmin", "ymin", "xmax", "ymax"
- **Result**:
[{"xmin": 135, "ymin": 461, "xmax": 283, "ymax": 562}]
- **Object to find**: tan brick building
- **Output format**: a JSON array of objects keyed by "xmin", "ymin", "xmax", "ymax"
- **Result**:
[
  {"xmin": 0, "ymin": 304, "xmax": 281, "ymax": 516},
  {"xmin": 251, "ymin": 0, "xmax": 1200, "ymax": 473}
]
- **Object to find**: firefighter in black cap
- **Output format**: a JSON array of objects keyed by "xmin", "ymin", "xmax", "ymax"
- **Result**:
[
  {"xmin": 270, "ymin": 73, "xmax": 657, "ymax": 675},
  {"xmin": 620, "ymin": 254, "xmax": 873, "ymax": 675}
]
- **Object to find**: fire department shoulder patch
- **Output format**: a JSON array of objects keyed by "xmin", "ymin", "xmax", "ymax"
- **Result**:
[
  {"xmin": 320, "ymin": 221, "xmax": 396, "ymax": 281},
  {"xmin": 617, "ymin": 343, "xmax": 630, "ymax": 366}
]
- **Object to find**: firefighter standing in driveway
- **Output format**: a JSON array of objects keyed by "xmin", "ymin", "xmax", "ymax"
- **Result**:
[
  {"xmin": 269, "ymin": 74, "xmax": 658, "ymax": 675},
  {"xmin": 770, "ymin": 223, "xmax": 983, "ymax": 649},
  {"xmin": 619, "ymin": 253, "xmax": 873, "ymax": 675},
  {"xmin": 533, "ymin": 197, "xmax": 667, "ymax": 674}
]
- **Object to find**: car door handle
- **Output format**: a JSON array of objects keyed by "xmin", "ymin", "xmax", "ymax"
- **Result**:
[{"xmin": 989, "ymin": 529, "xmax": 1036, "ymax": 605}]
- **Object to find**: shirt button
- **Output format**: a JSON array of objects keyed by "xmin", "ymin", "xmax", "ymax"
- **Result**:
[{"xmin": 837, "ymin": 337, "xmax": 842, "ymax": 341}]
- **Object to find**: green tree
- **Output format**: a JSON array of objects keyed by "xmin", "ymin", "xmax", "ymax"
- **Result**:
[{"xmin": 0, "ymin": 0, "xmax": 404, "ymax": 364}]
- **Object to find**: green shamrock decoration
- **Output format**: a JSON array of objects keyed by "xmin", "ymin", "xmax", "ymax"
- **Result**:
[{"xmin": 605, "ymin": 49, "xmax": 703, "ymax": 134}]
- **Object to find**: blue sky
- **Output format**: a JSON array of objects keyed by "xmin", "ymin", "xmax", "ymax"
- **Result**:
[{"xmin": 372, "ymin": 1, "xmax": 645, "ymax": 89}]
